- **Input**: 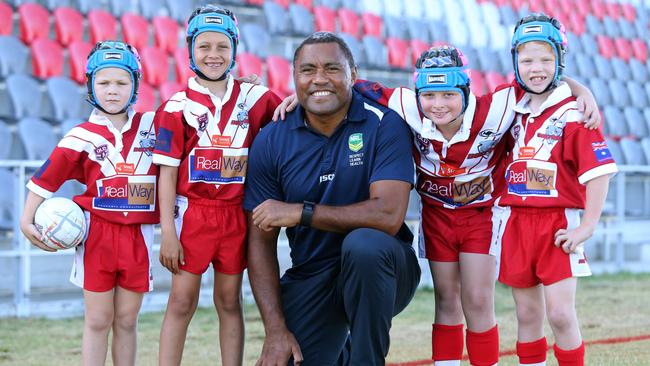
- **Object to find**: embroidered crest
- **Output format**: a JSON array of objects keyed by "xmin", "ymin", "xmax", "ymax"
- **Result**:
[
  {"xmin": 197, "ymin": 113, "xmax": 209, "ymax": 132},
  {"xmin": 94, "ymin": 145, "xmax": 108, "ymax": 161},
  {"xmin": 415, "ymin": 133, "xmax": 430, "ymax": 155},
  {"xmin": 233, "ymin": 103, "xmax": 249, "ymax": 128}
]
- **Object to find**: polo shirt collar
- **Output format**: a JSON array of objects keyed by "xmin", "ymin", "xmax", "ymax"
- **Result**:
[
  {"xmin": 513, "ymin": 82, "xmax": 571, "ymax": 117},
  {"xmin": 88, "ymin": 107, "xmax": 136, "ymax": 152}
]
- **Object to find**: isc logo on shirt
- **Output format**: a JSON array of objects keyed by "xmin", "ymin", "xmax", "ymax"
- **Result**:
[
  {"xmin": 189, "ymin": 147, "xmax": 248, "ymax": 184},
  {"xmin": 427, "ymin": 74, "xmax": 447, "ymax": 84},
  {"xmin": 205, "ymin": 16, "xmax": 223, "ymax": 24},
  {"xmin": 93, "ymin": 175, "xmax": 156, "ymax": 211}
]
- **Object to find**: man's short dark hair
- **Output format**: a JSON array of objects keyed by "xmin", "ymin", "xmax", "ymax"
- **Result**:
[{"xmin": 292, "ymin": 32, "xmax": 356, "ymax": 69}]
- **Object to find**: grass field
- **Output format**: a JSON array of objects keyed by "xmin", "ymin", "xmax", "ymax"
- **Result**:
[{"xmin": 1, "ymin": 273, "xmax": 649, "ymax": 365}]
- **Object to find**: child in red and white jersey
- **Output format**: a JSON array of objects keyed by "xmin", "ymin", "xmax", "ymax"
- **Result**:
[
  {"xmin": 493, "ymin": 13, "xmax": 618, "ymax": 366},
  {"xmin": 20, "ymin": 41, "xmax": 156, "ymax": 366},
  {"xmin": 152, "ymin": 5, "xmax": 280, "ymax": 365}
]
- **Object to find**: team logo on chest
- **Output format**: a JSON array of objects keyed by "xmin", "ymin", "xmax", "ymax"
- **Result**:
[
  {"xmin": 415, "ymin": 133, "xmax": 430, "ymax": 155},
  {"xmin": 192, "ymin": 112, "xmax": 209, "ymax": 132},
  {"xmin": 348, "ymin": 133, "xmax": 363, "ymax": 152},
  {"xmin": 468, "ymin": 130, "xmax": 502, "ymax": 158},
  {"xmin": 135, "ymin": 130, "xmax": 156, "ymax": 156},
  {"xmin": 94, "ymin": 145, "xmax": 108, "ymax": 161},
  {"xmin": 536, "ymin": 117, "xmax": 564, "ymax": 144},
  {"xmin": 232, "ymin": 103, "xmax": 249, "ymax": 128}
]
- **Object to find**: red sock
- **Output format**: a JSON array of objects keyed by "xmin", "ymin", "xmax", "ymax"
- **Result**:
[
  {"xmin": 432, "ymin": 323, "xmax": 464, "ymax": 361},
  {"xmin": 554, "ymin": 342, "xmax": 585, "ymax": 366},
  {"xmin": 466, "ymin": 325, "xmax": 499, "ymax": 366},
  {"xmin": 516, "ymin": 337, "xmax": 548, "ymax": 365}
]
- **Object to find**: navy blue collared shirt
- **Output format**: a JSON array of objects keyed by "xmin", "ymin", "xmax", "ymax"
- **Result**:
[{"xmin": 244, "ymin": 90, "xmax": 414, "ymax": 277}]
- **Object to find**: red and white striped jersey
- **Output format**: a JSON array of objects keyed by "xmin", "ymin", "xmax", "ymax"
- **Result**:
[
  {"xmin": 27, "ymin": 110, "xmax": 159, "ymax": 224},
  {"xmin": 499, "ymin": 83, "xmax": 618, "ymax": 208},
  {"xmin": 355, "ymin": 80, "xmax": 524, "ymax": 209},
  {"xmin": 152, "ymin": 76, "xmax": 281, "ymax": 202}
]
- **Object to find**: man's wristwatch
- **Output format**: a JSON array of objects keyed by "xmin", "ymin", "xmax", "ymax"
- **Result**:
[{"xmin": 300, "ymin": 201, "xmax": 315, "ymax": 227}]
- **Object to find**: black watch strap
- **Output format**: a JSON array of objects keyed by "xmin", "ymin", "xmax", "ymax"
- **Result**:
[{"xmin": 300, "ymin": 201, "xmax": 315, "ymax": 227}]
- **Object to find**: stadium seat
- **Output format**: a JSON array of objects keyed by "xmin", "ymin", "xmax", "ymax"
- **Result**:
[
  {"xmin": 498, "ymin": 5, "xmax": 518, "ymax": 26},
  {"xmin": 603, "ymin": 106, "xmax": 628, "ymax": 137},
  {"xmin": 0, "ymin": 168, "xmax": 14, "ymax": 230},
  {"xmin": 0, "ymin": 36, "xmax": 30, "ymax": 78},
  {"xmin": 166, "ymin": 0, "xmax": 193, "ymax": 23},
  {"xmin": 31, "ymin": 38, "xmax": 64, "ymax": 79},
  {"xmin": 591, "ymin": 55, "xmax": 612, "ymax": 79},
  {"xmin": 447, "ymin": 21, "xmax": 470, "ymax": 47},
  {"xmin": 263, "ymin": 1, "xmax": 292, "ymax": 35},
  {"xmin": 469, "ymin": 70, "xmax": 487, "ymax": 97},
  {"xmin": 623, "ymin": 107, "xmax": 647, "ymax": 138},
  {"xmin": 0, "ymin": 2, "xmax": 13, "ymax": 36},
  {"xmin": 585, "ymin": 15, "xmax": 604, "ymax": 35},
  {"xmin": 384, "ymin": 16, "xmax": 407, "ymax": 40},
  {"xmin": 0, "ymin": 119, "xmax": 10, "ymax": 160},
  {"xmin": 140, "ymin": 0, "xmax": 167, "ymax": 19},
  {"xmin": 45, "ymin": 76, "xmax": 84, "ymax": 122},
  {"xmin": 579, "ymin": 34, "xmax": 598, "ymax": 55},
  {"xmin": 362, "ymin": 36, "xmax": 388, "ymax": 69},
  {"xmin": 338, "ymin": 8, "xmax": 360, "ymax": 38},
  {"xmin": 361, "ymin": 12, "xmax": 383, "ymax": 38},
  {"xmin": 173, "ymin": 47, "xmax": 193, "ymax": 83},
  {"xmin": 240, "ymin": 23, "xmax": 271, "ymax": 59},
  {"xmin": 140, "ymin": 46, "xmax": 169, "ymax": 87},
  {"xmin": 619, "ymin": 18, "xmax": 636, "ymax": 39},
  {"xmin": 404, "ymin": 0, "xmax": 424, "ymax": 19},
  {"xmin": 603, "ymin": 16, "xmax": 621, "ymax": 37},
  {"xmin": 604, "ymin": 137, "xmax": 624, "ymax": 164},
  {"xmin": 614, "ymin": 38, "xmax": 633, "ymax": 61},
  {"xmin": 621, "ymin": 3, "xmax": 636, "ymax": 22},
  {"xmin": 629, "ymin": 59, "xmax": 649, "ymax": 83},
  {"xmin": 274, "ymin": 0, "xmax": 291, "ymax": 8},
  {"xmin": 479, "ymin": 2, "xmax": 501, "ymax": 26},
  {"xmin": 122, "ymin": 13, "xmax": 150, "ymax": 52},
  {"xmin": 236, "ymin": 52, "xmax": 263, "ymax": 79},
  {"xmin": 338, "ymin": 33, "xmax": 364, "ymax": 66},
  {"xmin": 641, "ymin": 137, "xmax": 650, "ymax": 164},
  {"xmin": 159, "ymin": 81, "xmax": 184, "ymax": 101},
  {"xmin": 429, "ymin": 21, "xmax": 449, "ymax": 43},
  {"xmin": 385, "ymin": 37, "xmax": 409, "ymax": 70},
  {"xmin": 266, "ymin": 55, "xmax": 293, "ymax": 98},
  {"xmin": 605, "ymin": 2, "xmax": 621, "ymax": 20},
  {"xmin": 60, "ymin": 117, "xmax": 84, "ymax": 135},
  {"xmin": 406, "ymin": 18, "xmax": 430, "ymax": 43},
  {"xmin": 53, "ymin": 180, "xmax": 86, "ymax": 199},
  {"xmin": 645, "ymin": 83, "xmax": 650, "ymax": 109},
  {"xmin": 152, "ymin": 16, "xmax": 179, "ymax": 55},
  {"xmin": 620, "ymin": 137, "xmax": 647, "ymax": 165},
  {"xmin": 611, "ymin": 58, "xmax": 632, "ymax": 81},
  {"xmin": 110, "ymin": 0, "xmax": 138, "ymax": 17},
  {"xmin": 133, "ymin": 82, "xmax": 156, "ymax": 113},
  {"xmin": 320, "ymin": 0, "xmax": 342, "ymax": 10},
  {"xmin": 75, "ymin": 0, "xmax": 105, "ymax": 14},
  {"xmin": 484, "ymin": 71, "xmax": 507, "ymax": 94},
  {"xmin": 18, "ymin": 3, "xmax": 49, "ymax": 45},
  {"xmin": 68, "ymin": 41, "xmax": 93, "ymax": 84},
  {"xmin": 53, "ymin": 7, "xmax": 83, "ymax": 47},
  {"xmin": 631, "ymin": 39, "xmax": 648, "ymax": 62},
  {"xmin": 597, "ymin": 35, "xmax": 616, "ymax": 59},
  {"xmin": 294, "ymin": 0, "xmax": 314, "ymax": 10},
  {"xmin": 289, "ymin": 4, "xmax": 315, "ymax": 36},
  {"xmin": 633, "ymin": 19, "xmax": 649, "ymax": 40},
  {"xmin": 4, "ymin": 74, "xmax": 43, "ymax": 120},
  {"xmin": 626, "ymin": 81, "xmax": 647, "ymax": 110},
  {"xmin": 590, "ymin": 0, "xmax": 607, "ymax": 20},
  {"xmin": 87, "ymin": 10, "xmax": 118, "ymax": 44},
  {"xmin": 18, "ymin": 117, "xmax": 58, "ymax": 160},
  {"xmin": 609, "ymin": 79, "xmax": 630, "ymax": 108},
  {"xmin": 313, "ymin": 6, "xmax": 336, "ymax": 32},
  {"xmin": 409, "ymin": 39, "xmax": 429, "ymax": 66}
]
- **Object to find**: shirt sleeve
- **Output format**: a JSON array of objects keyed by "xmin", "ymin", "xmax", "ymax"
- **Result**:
[
  {"xmin": 27, "ymin": 144, "xmax": 83, "ymax": 199},
  {"xmin": 353, "ymin": 79, "xmax": 396, "ymax": 107},
  {"xmin": 243, "ymin": 128, "xmax": 284, "ymax": 211},
  {"xmin": 369, "ymin": 110, "xmax": 416, "ymax": 185},
  {"xmin": 563, "ymin": 125, "xmax": 618, "ymax": 184},
  {"xmin": 152, "ymin": 103, "xmax": 185, "ymax": 167}
]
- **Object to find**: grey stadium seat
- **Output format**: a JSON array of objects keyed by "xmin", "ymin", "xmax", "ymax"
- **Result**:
[
  {"xmin": 576, "ymin": 53, "xmax": 598, "ymax": 78},
  {"xmin": 140, "ymin": 0, "xmax": 168, "ymax": 19},
  {"xmin": 0, "ymin": 168, "xmax": 14, "ymax": 230},
  {"xmin": 3, "ymin": 74, "xmax": 43, "ymax": 121},
  {"xmin": 385, "ymin": 16, "xmax": 408, "ymax": 40},
  {"xmin": 623, "ymin": 107, "xmax": 648, "ymax": 138},
  {"xmin": 60, "ymin": 118, "xmax": 84, "ymax": 136},
  {"xmin": 611, "ymin": 58, "xmax": 632, "ymax": 80},
  {"xmin": 620, "ymin": 138, "xmax": 647, "ymax": 165},
  {"xmin": 429, "ymin": 21, "xmax": 449, "ymax": 43},
  {"xmin": 579, "ymin": 33, "xmax": 598, "ymax": 55},
  {"xmin": 75, "ymin": 0, "xmax": 107, "ymax": 13},
  {"xmin": 264, "ymin": 1, "xmax": 292, "ymax": 35},
  {"xmin": 240, "ymin": 23, "xmax": 271, "ymax": 59},
  {"xmin": 18, "ymin": 118, "xmax": 58, "ymax": 160},
  {"xmin": 0, "ymin": 119, "xmax": 10, "ymax": 160},
  {"xmin": 166, "ymin": 0, "xmax": 196, "ymax": 23},
  {"xmin": 361, "ymin": 36, "xmax": 388, "ymax": 70},
  {"xmin": 588, "ymin": 78, "xmax": 612, "ymax": 106},
  {"xmin": 629, "ymin": 59, "xmax": 649, "ymax": 83},
  {"xmin": 619, "ymin": 18, "xmax": 636, "ymax": 38},
  {"xmin": 498, "ymin": 5, "xmax": 518, "ymax": 25},
  {"xmin": 338, "ymin": 33, "xmax": 365, "ymax": 67},
  {"xmin": 603, "ymin": 16, "xmax": 621, "ymax": 37},
  {"xmin": 608, "ymin": 79, "xmax": 630, "ymax": 108},
  {"xmin": 592, "ymin": 55, "xmax": 613, "ymax": 79},
  {"xmin": 289, "ymin": 4, "xmax": 315, "ymax": 37},
  {"xmin": 605, "ymin": 137, "xmax": 625, "ymax": 164},
  {"xmin": 0, "ymin": 36, "xmax": 30, "ymax": 78},
  {"xmin": 641, "ymin": 137, "xmax": 650, "ymax": 163},
  {"xmin": 603, "ymin": 106, "xmax": 628, "ymax": 137},
  {"xmin": 644, "ymin": 108, "xmax": 650, "ymax": 135},
  {"xmin": 626, "ymin": 81, "xmax": 648, "ymax": 110},
  {"xmin": 567, "ymin": 33, "xmax": 582, "ymax": 54},
  {"xmin": 585, "ymin": 15, "xmax": 604, "ymax": 35},
  {"xmin": 407, "ymin": 18, "xmax": 431, "ymax": 43},
  {"xmin": 45, "ymin": 76, "xmax": 85, "ymax": 123},
  {"xmin": 110, "ymin": 0, "xmax": 138, "ymax": 17}
]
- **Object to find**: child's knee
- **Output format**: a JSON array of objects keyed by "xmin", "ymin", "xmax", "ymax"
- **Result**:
[
  {"xmin": 546, "ymin": 304, "xmax": 576, "ymax": 331},
  {"xmin": 214, "ymin": 291, "xmax": 242, "ymax": 314},
  {"xmin": 168, "ymin": 292, "xmax": 198, "ymax": 317},
  {"xmin": 86, "ymin": 310, "xmax": 114, "ymax": 332}
]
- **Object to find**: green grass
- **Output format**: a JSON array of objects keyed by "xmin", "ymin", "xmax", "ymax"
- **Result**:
[{"xmin": 1, "ymin": 273, "xmax": 650, "ymax": 365}]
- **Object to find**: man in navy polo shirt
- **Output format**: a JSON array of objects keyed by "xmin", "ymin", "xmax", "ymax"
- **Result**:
[{"xmin": 244, "ymin": 32, "xmax": 421, "ymax": 365}]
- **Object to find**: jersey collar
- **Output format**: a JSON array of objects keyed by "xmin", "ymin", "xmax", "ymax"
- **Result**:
[
  {"xmin": 187, "ymin": 74, "xmax": 235, "ymax": 107},
  {"xmin": 88, "ymin": 108, "xmax": 136, "ymax": 152},
  {"xmin": 513, "ymin": 82, "xmax": 571, "ymax": 117}
]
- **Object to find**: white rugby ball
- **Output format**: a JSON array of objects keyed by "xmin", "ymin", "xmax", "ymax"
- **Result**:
[{"xmin": 34, "ymin": 197, "xmax": 86, "ymax": 250}]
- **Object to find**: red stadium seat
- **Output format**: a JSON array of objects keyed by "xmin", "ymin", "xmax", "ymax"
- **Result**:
[
  {"xmin": 605, "ymin": 2, "xmax": 621, "ymax": 20},
  {"xmin": 313, "ymin": 6, "xmax": 336, "ymax": 33},
  {"xmin": 140, "ymin": 46, "xmax": 169, "ymax": 87},
  {"xmin": 18, "ymin": 3, "xmax": 49, "ymax": 45},
  {"xmin": 236, "ymin": 52, "xmax": 263, "ymax": 79},
  {"xmin": 565, "ymin": 11, "xmax": 585, "ymax": 35},
  {"xmin": 294, "ymin": 0, "xmax": 313, "ymax": 10},
  {"xmin": 68, "ymin": 41, "xmax": 93, "ymax": 84},
  {"xmin": 621, "ymin": 3, "xmax": 636, "ymax": 22},
  {"xmin": 173, "ymin": 47, "xmax": 194, "ymax": 83},
  {"xmin": 54, "ymin": 7, "xmax": 83, "ymax": 47},
  {"xmin": 590, "ymin": 0, "xmax": 607, "ymax": 20},
  {"xmin": 159, "ymin": 81, "xmax": 184, "ymax": 101},
  {"xmin": 631, "ymin": 39, "xmax": 648, "ymax": 61},
  {"xmin": 31, "ymin": 37, "xmax": 64, "ymax": 79},
  {"xmin": 386, "ymin": 38, "xmax": 409, "ymax": 69},
  {"xmin": 597, "ymin": 35, "xmax": 616, "ymax": 59},
  {"xmin": 246, "ymin": 0, "xmax": 265, "ymax": 5},
  {"xmin": 574, "ymin": 0, "xmax": 590, "ymax": 16},
  {"xmin": 274, "ymin": 0, "xmax": 290, "ymax": 8},
  {"xmin": 133, "ymin": 82, "xmax": 156, "ymax": 112},
  {"xmin": 469, "ymin": 70, "xmax": 486, "ymax": 97},
  {"xmin": 614, "ymin": 37, "xmax": 633, "ymax": 61},
  {"xmin": 121, "ymin": 13, "xmax": 149, "ymax": 52},
  {"xmin": 0, "ymin": 2, "xmax": 12, "ymax": 36},
  {"xmin": 409, "ymin": 39, "xmax": 430, "ymax": 66},
  {"xmin": 88, "ymin": 10, "xmax": 117, "ymax": 44},
  {"xmin": 361, "ymin": 12, "xmax": 382, "ymax": 38},
  {"xmin": 266, "ymin": 55, "xmax": 292, "ymax": 97},
  {"xmin": 338, "ymin": 8, "xmax": 360, "ymax": 38},
  {"xmin": 152, "ymin": 16, "xmax": 179, "ymax": 55},
  {"xmin": 484, "ymin": 71, "xmax": 506, "ymax": 94}
]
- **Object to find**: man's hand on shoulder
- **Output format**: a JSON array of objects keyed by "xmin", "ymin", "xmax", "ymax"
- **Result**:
[
  {"xmin": 257, "ymin": 329, "xmax": 303, "ymax": 366},
  {"xmin": 252, "ymin": 199, "xmax": 302, "ymax": 231}
]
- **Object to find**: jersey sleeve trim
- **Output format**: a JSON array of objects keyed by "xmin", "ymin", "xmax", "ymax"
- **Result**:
[
  {"xmin": 578, "ymin": 163, "xmax": 618, "ymax": 184},
  {"xmin": 26, "ymin": 180, "xmax": 54, "ymax": 199},
  {"xmin": 152, "ymin": 154, "xmax": 181, "ymax": 167}
]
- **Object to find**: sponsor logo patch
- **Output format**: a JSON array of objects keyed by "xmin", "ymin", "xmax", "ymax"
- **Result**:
[
  {"xmin": 155, "ymin": 128, "xmax": 173, "ymax": 153},
  {"xmin": 348, "ymin": 133, "xmax": 363, "ymax": 152},
  {"xmin": 211, "ymin": 135, "xmax": 232, "ymax": 147},
  {"xmin": 427, "ymin": 74, "xmax": 447, "ymax": 84},
  {"xmin": 104, "ymin": 52, "xmax": 122, "ymax": 60},
  {"xmin": 93, "ymin": 175, "xmax": 156, "ymax": 211},
  {"xmin": 592, "ymin": 141, "xmax": 614, "ymax": 162},
  {"xmin": 188, "ymin": 147, "xmax": 248, "ymax": 184},
  {"xmin": 506, "ymin": 159, "xmax": 558, "ymax": 197},
  {"xmin": 418, "ymin": 175, "xmax": 493, "ymax": 206},
  {"xmin": 205, "ymin": 16, "xmax": 223, "ymax": 24}
]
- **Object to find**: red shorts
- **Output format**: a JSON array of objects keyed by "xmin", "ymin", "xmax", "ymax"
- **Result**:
[
  {"xmin": 419, "ymin": 204, "xmax": 496, "ymax": 262},
  {"xmin": 493, "ymin": 207, "xmax": 591, "ymax": 288},
  {"xmin": 70, "ymin": 213, "xmax": 154, "ymax": 293},
  {"xmin": 174, "ymin": 196, "xmax": 247, "ymax": 275}
]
